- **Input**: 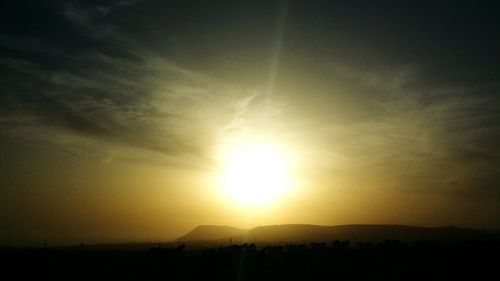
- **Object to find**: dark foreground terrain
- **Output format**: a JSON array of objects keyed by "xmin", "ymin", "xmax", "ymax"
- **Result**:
[{"xmin": 1, "ymin": 240, "xmax": 499, "ymax": 280}]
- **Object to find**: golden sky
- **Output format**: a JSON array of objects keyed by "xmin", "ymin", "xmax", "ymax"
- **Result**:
[{"xmin": 1, "ymin": 1, "xmax": 499, "ymax": 245}]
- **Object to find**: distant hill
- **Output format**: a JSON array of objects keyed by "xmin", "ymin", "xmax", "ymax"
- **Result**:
[
  {"xmin": 176, "ymin": 225, "xmax": 247, "ymax": 241},
  {"xmin": 177, "ymin": 224, "xmax": 490, "ymax": 243}
]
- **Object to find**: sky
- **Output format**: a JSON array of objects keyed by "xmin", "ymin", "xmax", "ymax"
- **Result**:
[{"xmin": 1, "ymin": 0, "xmax": 499, "ymax": 245}]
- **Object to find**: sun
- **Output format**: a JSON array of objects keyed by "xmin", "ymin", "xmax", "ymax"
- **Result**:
[{"xmin": 221, "ymin": 143, "xmax": 290, "ymax": 207}]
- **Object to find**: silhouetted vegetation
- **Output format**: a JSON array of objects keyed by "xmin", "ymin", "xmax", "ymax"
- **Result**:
[{"xmin": 1, "ymin": 240, "xmax": 499, "ymax": 280}]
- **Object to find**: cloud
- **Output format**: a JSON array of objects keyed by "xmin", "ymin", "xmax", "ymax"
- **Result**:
[
  {"xmin": 0, "ymin": 1, "xmax": 499, "ymax": 199},
  {"xmin": 0, "ymin": 8, "xmax": 205, "ymax": 167},
  {"xmin": 0, "ymin": 11, "xmax": 258, "ymax": 170},
  {"xmin": 0, "ymin": 57, "xmax": 221, "ymax": 166}
]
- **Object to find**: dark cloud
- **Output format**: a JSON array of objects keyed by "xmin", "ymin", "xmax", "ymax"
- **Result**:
[{"xmin": 0, "ymin": 0, "xmax": 178, "ymax": 158}]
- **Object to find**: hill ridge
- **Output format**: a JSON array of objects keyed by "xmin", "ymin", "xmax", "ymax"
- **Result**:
[{"xmin": 177, "ymin": 223, "xmax": 488, "ymax": 242}]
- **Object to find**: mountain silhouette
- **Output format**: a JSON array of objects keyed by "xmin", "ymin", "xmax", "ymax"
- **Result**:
[
  {"xmin": 176, "ymin": 225, "xmax": 247, "ymax": 241},
  {"xmin": 177, "ymin": 224, "xmax": 489, "ymax": 243}
]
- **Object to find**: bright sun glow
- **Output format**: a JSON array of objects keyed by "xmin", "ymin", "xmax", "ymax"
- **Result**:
[{"xmin": 221, "ymin": 143, "xmax": 290, "ymax": 207}]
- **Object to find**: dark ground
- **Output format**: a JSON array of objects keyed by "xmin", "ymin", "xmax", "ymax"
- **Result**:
[{"xmin": 1, "ymin": 240, "xmax": 499, "ymax": 280}]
